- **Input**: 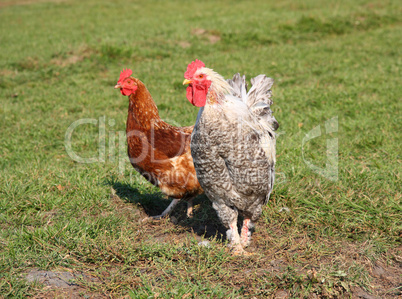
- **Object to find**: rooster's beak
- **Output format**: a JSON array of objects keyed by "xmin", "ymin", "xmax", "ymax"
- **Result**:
[
  {"xmin": 114, "ymin": 83, "xmax": 121, "ymax": 89},
  {"xmin": 183, "ymin": 79, "xmax": 192, "ymax": 85}
]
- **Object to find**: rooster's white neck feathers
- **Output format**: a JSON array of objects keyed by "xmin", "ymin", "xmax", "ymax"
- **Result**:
[{"xmin": 197, "ymin": 67, "xmax": 233, "ymax": 98}]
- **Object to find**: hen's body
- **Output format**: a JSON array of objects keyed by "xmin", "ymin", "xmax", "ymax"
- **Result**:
[{"xmin": 121, "ymin": 76, "xmax": 203, "ymax": 218}]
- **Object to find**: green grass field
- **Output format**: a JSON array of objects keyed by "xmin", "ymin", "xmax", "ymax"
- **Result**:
[{"xmin": 0, "ymin": 0, "xmax": 401, "ymax": 297}]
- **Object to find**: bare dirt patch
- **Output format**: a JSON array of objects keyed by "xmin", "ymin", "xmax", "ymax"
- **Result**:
[
  {"xmin": 191, "ymin": 28, "xmax": 221, "ymax": 44},
  {"xmin": 50, "ymin": 47, "xmax": 94, "ymax": 67},
  {"xmin": 51, "ymin": 55, "xmax": 83, "ymax": 67},
  {"xmin": 0, "ymin": 69, "xmax": 16, "ymax": 77},
  {"xmin": 24, "ymin": 269, "xmax": 104, "ymax": 298},
  {"xmin": 178, "ymin": 41, "xmax": 191, "ymax": 48}
]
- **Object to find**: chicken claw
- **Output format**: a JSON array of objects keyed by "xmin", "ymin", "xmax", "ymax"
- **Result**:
[
  {"xmin": 141, "ymin": 198, "xmax": 194, "ymax": 222},
  {"xmin": 230, "ymin": 244, "xmax": 254, "ymax": 256}
]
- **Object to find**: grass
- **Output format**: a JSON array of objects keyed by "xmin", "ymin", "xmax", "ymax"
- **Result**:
[{"xmin": 0, "ymin": 0, "xmax": 401, "ymax": 297}]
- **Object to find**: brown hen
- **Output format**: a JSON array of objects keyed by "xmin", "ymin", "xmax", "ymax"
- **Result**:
[{"xmin": 115, "ymin": 69, "xmax": 203, "ymax": 219}]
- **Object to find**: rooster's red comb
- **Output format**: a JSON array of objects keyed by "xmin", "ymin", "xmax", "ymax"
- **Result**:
[
  {"xmin": 184, "ymin": 59, "xmax": 205, "ymax": 79},
  {"xmin": 118, "ymin": 68, "xmax": 133, "ymax": 84}
]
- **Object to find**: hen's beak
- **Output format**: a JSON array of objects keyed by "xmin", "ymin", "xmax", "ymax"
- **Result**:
[
  {"xmin": 183, "ymin": 79, "xmax": 192, "ymax": 85},
  {"xmin": 114, "ymin": 83, "xmax": 121, "ymax": 89}
]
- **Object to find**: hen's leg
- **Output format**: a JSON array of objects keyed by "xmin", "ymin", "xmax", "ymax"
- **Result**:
[
  {"xmin": 240, "ymin": 218, "xmax": 253, "ymax": 248},
  {"xmin": 155, "ymin": 198, "xmax": 180, "ymax": 218},
  {"xmin": 186, "ymin": 197, "xmax": 194, "ymax": 218},
  {"xmin": 143, "ymin": 196, "xmax": 195, "ymax": 221},
  {"xmin": 143, "ymin": 198, "xmax": 180, "ymax": 221}
]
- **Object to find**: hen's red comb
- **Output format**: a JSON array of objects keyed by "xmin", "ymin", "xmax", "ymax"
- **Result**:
[
  {"xmin": 117, "ymin": 68, "xmax": 133, "ymax": 84},
  {"xmin": 184, "ymin": 59, "xmax": 205, "ymax": 79}
]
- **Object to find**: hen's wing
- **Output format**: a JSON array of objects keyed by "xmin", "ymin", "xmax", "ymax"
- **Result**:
[{"xmin": 141, "ymin": 124, "xmax": 193, "ymax": 159}]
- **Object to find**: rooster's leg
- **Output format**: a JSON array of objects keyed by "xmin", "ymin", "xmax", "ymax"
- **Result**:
[
  {"xmin": 240, "ymin": 218, "xmax": 253, "ymax": 248},
  {"xmin": 212, "ymin": 201, "xmax": 245, "ymax": 255},
  {"xmin": 227, "ymin": 219, "xmax": 245, "ymax": 255}
]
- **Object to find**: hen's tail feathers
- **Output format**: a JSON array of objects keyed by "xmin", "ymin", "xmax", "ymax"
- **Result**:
[{"xmin": 227, "ymin": 73, "xmax": 279, "ymax": 131}]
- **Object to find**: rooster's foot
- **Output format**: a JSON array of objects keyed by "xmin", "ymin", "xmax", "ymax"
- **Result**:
[{"xmin": 229, "ymin": 244, "xmax": 253, "ymax": 256}]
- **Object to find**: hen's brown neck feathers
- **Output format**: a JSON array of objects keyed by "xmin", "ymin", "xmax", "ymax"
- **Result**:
[{"xmin": 128, "ymin": 79, "xmax": 160, "ymax": 129}]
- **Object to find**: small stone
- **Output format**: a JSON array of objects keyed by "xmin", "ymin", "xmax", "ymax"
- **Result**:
[
  {"xmin": 198, "ymin": 240, "xmax": 211, "ymax": 247},
  {"xmin": 279, "ymin": 207, "xmax": 290, "ymax": 213}
]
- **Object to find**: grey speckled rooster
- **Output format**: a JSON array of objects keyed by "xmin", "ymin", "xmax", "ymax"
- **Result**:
[{"xmin": 183, "ymin": 59, "xmax": 278, "ymax": 255}]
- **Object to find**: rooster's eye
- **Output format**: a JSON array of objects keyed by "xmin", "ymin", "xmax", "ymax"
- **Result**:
[{"xmin": 198, "ymin": 74, "xmax": 204, "ymax": 79}]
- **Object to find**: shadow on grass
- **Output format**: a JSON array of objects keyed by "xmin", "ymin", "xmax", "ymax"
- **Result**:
[{"xmin": 104, "ymin": 178, "xmax": 227, "ymax": 242}]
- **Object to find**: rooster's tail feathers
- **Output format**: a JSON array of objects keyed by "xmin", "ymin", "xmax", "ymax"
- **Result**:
[
  {"xmin": 226, "ymin": 73, "xmax": 248, "ymax": 102},
  {"xmin": 247, "ymin": 75, "xmax": 274, "ymax": 107},
  {"xmin": 227, "ymin": 73, "xmax": 279, "ymax": 131}
]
